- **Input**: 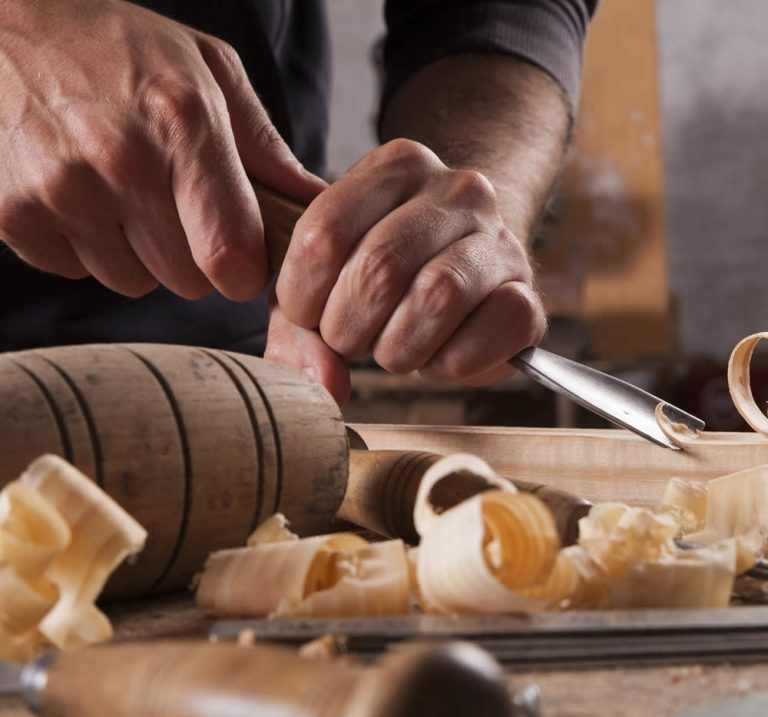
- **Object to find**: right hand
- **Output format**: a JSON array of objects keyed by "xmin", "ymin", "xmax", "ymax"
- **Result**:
[{"xmin": 0, "ymin": 0, "xmax": 324, "ymax": 300}]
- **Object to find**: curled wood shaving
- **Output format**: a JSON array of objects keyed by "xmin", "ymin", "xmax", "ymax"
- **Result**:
[
  {"xmin": 685, "ymin": 465, "xmax": 768, "ymax": 564},
  {"xmin": 246, "ymin": 513, "xmax": 299, "ymax": 547},
  {"xmin": 197, "ymin": 520, "xmax": 410, "ymax": 618},
  {"xmin": 415, "ymin": 491, "xmax": 560, "ymax": 614},
  {"xmin": 0, "ymin": 455, "xmax": 147, "ymax": 660},
  {"xmin": 657, "ymin": 478, "xmax": 708, "ymax": 535},
  {"xmin": 655, "ymin": 403, "xmax": 701, "ymax": 447},
  {"xmin": 728, "ymin": 332, "xmax": 768, "ymax": 437},
  {"xmin": 413, "ymin": 453, "xmax": 515, "ymax": 538},
  {"xmin": 566, "ymin": 503, "xmax": 736, "ymax": 609}
]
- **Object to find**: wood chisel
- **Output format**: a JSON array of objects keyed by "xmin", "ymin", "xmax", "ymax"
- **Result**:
[
  {"xmin": 209, "ymin": 605, "xmax": 768, "ymax": 672},
  {"xmin": 0, "ymin": 639, "xmax": 522, "ymax": 717},
  {"xmin": 254, "ymin": 182, "xmax": 705, "ymax": 450}
]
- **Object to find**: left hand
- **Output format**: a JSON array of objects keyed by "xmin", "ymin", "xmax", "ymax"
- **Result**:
[{"xmin": 264, "ymin": 139, "xmax": 547, "ymax": 405}]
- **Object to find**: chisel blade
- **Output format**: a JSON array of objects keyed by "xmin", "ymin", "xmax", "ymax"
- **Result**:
[{"xmin": 510, "ymin": 347, "xmax": 705, "ymax": 449}]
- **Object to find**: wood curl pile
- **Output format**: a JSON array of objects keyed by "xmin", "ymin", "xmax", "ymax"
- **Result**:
[
  {"xmin": 0, "ymin": 456, "xmax": 146, "ymax": 661},
  {"xmin": 196, "ymin": 456, "xmax": 754, "ymax": 618},
  {"xmin": 196, "ymin": 330, "xmax": 768, "ymax": 620}
]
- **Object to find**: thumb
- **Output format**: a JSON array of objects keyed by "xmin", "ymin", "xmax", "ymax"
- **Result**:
[
  {"xmin": 265, "ymin": 300, "xmax": 351, "ymax": 407},
  {"xmin": 197, "ymin": 34, "xmax": 326, "ymax": 203}
]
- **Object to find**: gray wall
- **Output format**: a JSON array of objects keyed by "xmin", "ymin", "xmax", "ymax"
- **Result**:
[
  {"xmin": 326, "ymin": 0, "xmax": 383, "ymax": 179},
  {"xmin": 658, "ymin": 0, "xmax": 768, "ymax": 359}
]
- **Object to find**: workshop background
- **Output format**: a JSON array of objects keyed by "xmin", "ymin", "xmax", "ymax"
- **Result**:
[{"xmin": 328, "ymin": 0, "xmax": 768, "ymax": 430}]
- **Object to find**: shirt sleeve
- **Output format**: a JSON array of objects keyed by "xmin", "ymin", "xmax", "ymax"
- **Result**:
[{"xmin": 383, "ymin": 0, "xmax": 598, "ymax": 109}]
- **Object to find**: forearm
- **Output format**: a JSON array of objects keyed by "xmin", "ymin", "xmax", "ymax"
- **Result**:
[{"xmin": 379, "ymin": 54, "xmax": 571, "ymax": 246}]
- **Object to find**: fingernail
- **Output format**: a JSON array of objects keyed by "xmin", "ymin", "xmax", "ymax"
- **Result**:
[{"xmin": 303, "ymin": 365, "xmax": 319, "ymax": 382}]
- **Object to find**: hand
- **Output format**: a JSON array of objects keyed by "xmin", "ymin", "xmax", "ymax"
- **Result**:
[
  {"xmin": 0, "ymin": 0, "xmax": 324, "ymax": 299},
  {"xmin": 266, "ymin": 139, "xmax": 546, "ymax": 404}
]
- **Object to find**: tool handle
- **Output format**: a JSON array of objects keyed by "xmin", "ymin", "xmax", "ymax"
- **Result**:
[
  {"xmin": 41, "ymin": 640, "xmax": 511, "ymax": 717},
  {"xmin": 340, "ymin": 447, "xmax": 591, "ymax": 546},
  {"xmin": 252, "ymin": 181, "xmax": 305, "ymax": 273},
  {"xmin": 0, "ymin": 343, "xmax": 348, "ymax": 599}
]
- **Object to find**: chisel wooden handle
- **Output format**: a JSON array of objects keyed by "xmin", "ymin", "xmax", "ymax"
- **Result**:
[
  {"xmin": 340, "ymin": 445, "xmax": 591, "ymax": 546},
  {"xmin": 0, "ymin": 343, "xmax": 348, "ymax": 598},
  {"xmin": 252, "ymin": 180, "xmax": 305, "ymax": 272},
  {"xmin": 38, "ymin": 640, "xmax": 512, "ymax": 717}
]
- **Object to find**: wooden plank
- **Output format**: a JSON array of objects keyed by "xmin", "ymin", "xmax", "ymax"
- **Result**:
[
  {"xmin": 350, "ymin": 425, "xmax": 768, "ymax": 508},
  {"xmin": 536, "ymin": 0, "xmax": 672, "ymax": 358}
]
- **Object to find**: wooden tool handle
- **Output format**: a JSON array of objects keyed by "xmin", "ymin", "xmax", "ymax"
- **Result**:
[
  {"xmin": 42, "ymin": 640, "xmax": 512, "ymax": 717},
  {"xmin": 252, "ymin": 181, "xmax": 305, "ymax": 273},
  {"xmin": 341, "ymin": 446, "xmax": 591, "ymax": 546},
  {"xmin": 0, "ymin": 343, "xmax": 348, "ymax": 598}
]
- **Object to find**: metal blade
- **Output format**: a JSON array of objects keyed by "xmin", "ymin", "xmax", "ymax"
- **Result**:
[
  {"xmin": 509, "ymin": 347, "xmax": 705, "ymax": 450},
  {"xmin": 210, "ymin": 606, "xmax": 768, "ymax": 670},
  {"xmin": 0, "ymin": 660, "xmax": 22, "ymax": 697}
]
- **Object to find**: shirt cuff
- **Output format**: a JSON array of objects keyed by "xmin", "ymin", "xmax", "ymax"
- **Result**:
[{"xmin": 383, "ymin": 0, "xmax": 597, "ymax": 110}]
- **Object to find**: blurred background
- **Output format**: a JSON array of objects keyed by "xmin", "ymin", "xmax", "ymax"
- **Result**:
[{"xmin": 327, "ymin": 0, "xmax": 768, "ymax": 430}]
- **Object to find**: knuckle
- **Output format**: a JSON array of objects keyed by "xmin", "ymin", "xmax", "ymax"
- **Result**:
[
  {"xmin": 353, "ymin": 247, "xmax": 408, "ymax": 302},
  {"xmin": 252, "ymin": 117, "xmax": 287, "ymax": 152},
  {"xmin": 447, "ymin": 169, "xmax": 496, "ymax": 208},
  {"xmin": 37, "ymin": 161, "xmax": 89, "ymax": 217},
  {"xmin": 196, "ymin": 241, "xmax": 264, "ymax": 301},
  {"xmin": 197, "ymin": 241, "xmax": 247, "ymax": 277},
  {"xmin": 141, "ymin": 76, "xmax": 208, "ymax": 142},
  {"xmin": 415, "ymin": 264, "xmax": 469, "ymax": 318},
  {"xmin": 506, "ymin": 284, "xmax": 546, "ymax": 344},
  {"xmin": 372, "ymin": 344, "xmax": 413, "ymax": 375},
  {"xmin": 295, "ymin": 221, "xmax": 347, "ymax": 270},
  {"xmin": 201, "ymin": 35, "xmax": 243, "ymax": 72},
  {"xmin": 372, "ymin": 138, "xmax": 438, "ymax": 172}
]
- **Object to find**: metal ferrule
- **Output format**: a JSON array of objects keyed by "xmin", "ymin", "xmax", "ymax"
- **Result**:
[{"xmin": 19, "ymin": 652, "xmax": 55, "ymax": 713}]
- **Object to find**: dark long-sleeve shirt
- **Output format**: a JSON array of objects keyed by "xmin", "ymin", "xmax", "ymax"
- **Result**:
[{"xmin": 0, "ymin": 0, "xmax": 596, "ymax": 354}]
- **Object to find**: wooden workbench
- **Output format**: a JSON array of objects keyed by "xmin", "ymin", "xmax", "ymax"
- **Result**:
[{"xmin": 2, "ymin": 594, "xmax": 767, "ymax": 717}]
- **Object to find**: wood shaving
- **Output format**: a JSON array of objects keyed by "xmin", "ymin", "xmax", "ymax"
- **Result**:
[
  {"xmin": 0, "ymin": 455, "xmax": 147, "ymax": 661},
  {"xmin": 655, "ymin": 403, "xmax": 701, "ymax": 447},
  {"xmin": 197, "ymin": 516, "xmax": 410, "ymax": 618},
  {"xmin": 728, "ymin": 332, "xmax": 768, "ymax": 437},
  {"xmin": 657, "ymin": 478, "xmax": 708, "ymax": 536}
]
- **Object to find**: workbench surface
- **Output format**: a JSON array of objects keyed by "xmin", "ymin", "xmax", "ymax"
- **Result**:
[{"xmin": 2, "ymin": 595, "xmax": 767, "ymax": 717}]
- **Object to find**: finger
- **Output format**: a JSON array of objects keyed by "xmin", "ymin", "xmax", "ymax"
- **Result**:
[
  {"xmin": 277, "ymin": 139, "xmax": 442, "ymax": 329},
  {"xmin": 197, "ymin": 35, "xmax": 326, "ymax": 203},
  {"xmin": 419, "ymin": 281, "xmax": 546, "ymax": 382},
  {"xmin": 66, "ymin": 224, "xmax": 158, "ymax": 297},
  {"xmin": 371, "ymin": 230, "xmax": 529, "ymax": 373},
  {"xmin": 265, "ymin": 301, "xmax": 351, "ymax": 407},
  {"xmin": 0, "ymin": 202, "xmax": 87, "ymax": 279},
  {"xmin": 318, "ymin": 197, "xmax": 476, "ymax": 358},
  {"xmin": 119, "ymin": 168, "xmax": 213, "ymax": 299},
  {"xmin": 74, "ymin": 116, "xmax": 213, "ymax": 300},
  {"xmin": 34, "ymin": 156, "xmax": 156, "ymax": 295},
  {"xmin": 141, "ymin": 75, "xmax": 268, "ymax": 301}
]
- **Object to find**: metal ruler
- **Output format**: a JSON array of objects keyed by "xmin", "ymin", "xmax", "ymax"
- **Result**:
[{"xmin": 210, "ymin": 606, "xmax": 768, "ymax": 671}]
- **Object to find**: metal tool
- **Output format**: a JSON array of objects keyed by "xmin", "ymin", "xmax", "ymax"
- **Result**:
[
  {"xmin": 509, "ymin": 347, "xmax": 705, "ymax": 449},
  {"xmin": 0, "ymin": 654, "xmax": 48, "ymax": 711},
  {"xmin": 210, "ymin": 605, "xmax": 768, "ymax": 671}
]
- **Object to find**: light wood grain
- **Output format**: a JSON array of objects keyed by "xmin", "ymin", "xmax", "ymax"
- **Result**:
[
  {"xmin": 40, "ymin": 639, "xmax": 510, "ymax": 717},
  {"xmin": 0, "ymin": 344, "xmax": 348, "ymax": 598},
  {"xmin": 350, "ymin": 425, "xmax": 768, "ymax": 509}
]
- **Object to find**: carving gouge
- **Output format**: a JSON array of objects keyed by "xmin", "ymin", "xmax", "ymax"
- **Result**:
[
  {"xmin": 0, "ymin": 639, "xmax": 519, "ymax": 717},
  {"xmin": 253, "ymin": 183, "xmax": 705, "ymax": 451}
]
